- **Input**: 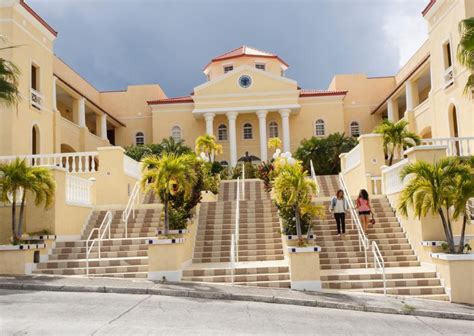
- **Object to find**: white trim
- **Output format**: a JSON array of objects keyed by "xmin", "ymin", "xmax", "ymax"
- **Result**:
[
  {"xmin": 217, "ymin": 123, "xmax": 228, "ymax": 141},
  {"xmin": 314, "ymin": 119, "xmax": 325, "ymax": 137},
  {"xmin": 55, "ymin": 235, "xmax": 81, "ymax": 242},
  {"xmin": 268, "ymin": 120, "xmax": 279, "ymax": 138},
  {"xmin": 291, "ymin": 280, "xmax": 322, "ymax": 291},
  {"xmin": 148, "ymin": 238, "xmax": 185, "ymax": 245},
  {"xmin": 0, "ymin": 243, "xmax": 46, "ymax": 251},
  {"xmin": 431, "ymin": 253, "xmax": 474, "ymax": 261},
  {"xmin": 195, "ymin": 97, "xmax": 296, "ymax": 106},
  {"xmin": 194, "ymin": 65, "xmax": 297, "ymax": 93},
  {"xmin": 288, "ymin": 246, "xmax": 321, "ymax": 253},
  {"xmin": 403, "ymin": 145, "xmax": 448, "ymax": 155},
  {"xmin": 148, "ymin": 270, "xmax": 182, "ymax": 281},
  {"xmin": 193, "ymin": 104, "xmax": 300, "ymax": 115},
  {"xmin": 196, "ymin": 90, "xmax": 297, "ymax": 99}
]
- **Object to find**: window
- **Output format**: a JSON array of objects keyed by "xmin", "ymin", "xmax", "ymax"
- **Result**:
[
  {"xmin": 443, "ymin": 41, "xmax": 453, "ymax": 69},
  {"xmin": 135, "ymin": 132, "xmax": 145, "ymax": 145},
  {"xmin": 217, "ymin": 124, "xmax": 228, "ymax": 141},
  {"xmin": 350, "ymin": 121, "xmax": 360, "ymax": 138},
  {"xmin": 243, "ymin": 123, "xmax": 253, "ymax": 139},
  {"xmin": 171, "ymin": 126, "xmax": 182, "ymax": 141},
  {"xmin": 255, "ymin": 63, "xmax": 265, "ymax": 71},
  {"xmin": 268, "ymin": 121, "xmax": 279, "ymax": 138},
  {"xmin": 31, "ymin": 64, "xmax": 39, "ymax": 91},
  {"xmin": 224, "ymin": 65, "xmax": 233, "ymax": 73},
  {"xmin": 315, "ymin": 119, "xmax": 325, "ymax": 136}
]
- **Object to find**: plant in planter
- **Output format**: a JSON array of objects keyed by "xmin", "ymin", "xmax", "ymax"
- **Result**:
[
  {"xmin": 256, "ymin": 161, "xmax": 275, "ymax": 192},
  {"xmin": 141, "ymin": 153, "xmax": 197, "ymax": 235},
  {"xmin": 399, "ymin": 157, "xmax": 473, "ymax": 254},
  {"xmin": 273, "ymin": 159, "xmax": 323, "ymax": 246},
  {"xmin": 0, "ymin": 159, "xmax": 56, "ymax": 244}
]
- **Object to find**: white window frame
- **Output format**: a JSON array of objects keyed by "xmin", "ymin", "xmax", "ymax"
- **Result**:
[
  {"xmin": 242, "ymin": 122, "xmax": 253, "ymax": 140},
  {"xmin": 349, "ymin": 121, "xmax": 360, "ymax": 138},
  {"xmin": 217, "ymin": 124, "xmax": 228, "ymax": 141},
  {"xmin": 255, "ymin": 62, "xmax": 266, "ymax": 71},
  {"xmin": 171, "ymin": 125, "xmax": 182, "ymax": 141},
  {"xmin": 135, "ymin": 131, "xmax": 145, "ymax": 145},
  {"xmin": 268, "ymin": 121, "xmax": 279, "ymax": 138},
  {"xmin": 314, "ymin": 119, "xmax": 325, "ymax": 137}
]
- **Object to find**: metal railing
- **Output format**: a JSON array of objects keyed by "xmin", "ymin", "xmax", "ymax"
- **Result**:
[
  {"xmin": 309, "ymin": 159, "xmax": 319, "ymax": 197},
  {"xmin": 86, "ymin": 210, "xmax": 112, "ymax": 276},
  {"xmin": 230, "ymin": 177, "xmax": 241, "ymax": 285},
  {"xmin": 338, "ymin": 173, "xmax": 369, "ymax": 268},
  {"xmin": 372, "ymin": 241, "xmax": 387, "ymax": 295},
  {"xmin": 443, "ymin": 66, "xmax": 454, "ymax": 88},
  {"xmin": 122, "ymin": 182, "xmax": 140, "ymax": 238}
]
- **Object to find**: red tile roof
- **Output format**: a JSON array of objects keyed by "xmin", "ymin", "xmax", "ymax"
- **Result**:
[
  {"xmin": 20, "ymin": 1, "xmax": 57, "ymax": 37},
  {"xmin": 422, "ymin": 0, "xmax": 436, "ymax": 16},
  {"xmin": 204, "ymin": 45, "xmax": 289, "ymax": 70},
  {"xmin": 299, "ymin": 89, "xmax": 348, "ymax": 97},
  {"xmin": 147, "ymin": 96, "xmax": 193, "ymax": 105}
]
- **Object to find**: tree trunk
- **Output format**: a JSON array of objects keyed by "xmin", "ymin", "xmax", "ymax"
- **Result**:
[
  {"xmin": 438, "ymin": 208, "xmax": 455, "ymax": 253},
  {"xmin": 457, "ymin": 213, "xmax": 468, "ymax": 254},
  {"xmin": 388, "ymin": 147, "xmax": 394, "ymax": 166},
  {"xmin": 163, "ymin": 195, "xmax": 169, "ymax": 236},
  {"xmin": 11, "ymin": 192, "xmax": 17, "ymax": 243},
  {"xmin": 445, "ymin": 205, "xmax": 456, "ymax": 253},
  {"xmin": 17, "ymin": 192, "xmax": 26, "ymax": 239},
  {"xmin": 295, "ymin": 207, "xmax": 302, "ymax": 243}
]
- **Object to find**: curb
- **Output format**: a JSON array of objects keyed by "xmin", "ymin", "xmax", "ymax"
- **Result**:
[{"xmin": 1, "ymin": 282, "xmax": 472, "ymax": 321}]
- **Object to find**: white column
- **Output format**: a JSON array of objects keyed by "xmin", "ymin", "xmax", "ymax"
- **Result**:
[
  {"xmin": 204, "ymin": 112, "xmax": 215, "ymax": 136},
  {"xmin": 100, "ymin": 113, "xmax": 107, "ymax": 140},
  {"xmin": 256, "ymin": 110, "xmax": 268, "ymax": 162},
  {"xmin": 52, "ymin": 77, "xmax": 58, "ymax": 112},
  {"xmin": 279, "ymin": 109, "xmax": 291, "ymax": 153},
  {"xmin": 78, "ymin": 98, "xmax": 86, "ymax": 127},
  {"xmin": 226, "ymin": 112, "xmax": 238, "ymax": 167},
  {"xmin": 387, "ymin": 98, "xmax": 398, "ymax": 122},
  {"xmin": 405, "ymin": 79, "xmax": 419, "ymax": 112}
]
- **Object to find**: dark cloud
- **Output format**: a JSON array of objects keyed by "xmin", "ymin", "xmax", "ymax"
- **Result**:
[{"xmin": 29, "ymin": 0, "xmax": 425, "ymax": 97}]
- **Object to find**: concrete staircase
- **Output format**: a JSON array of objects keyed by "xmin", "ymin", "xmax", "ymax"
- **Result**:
[
  {"xmin": 182, "ymin": 179, "xmax": 290, "ymax": 288},
  {"xmin": 316, "ymin": 174, "xmax": 341, "ymax": 197},
  {"xmin": 314, "ymin": 177, "xmax": 448, "ymax": 300},
  {"xmin": 32, "ymin": 207, "xmax": 162, "ymax": 278}
]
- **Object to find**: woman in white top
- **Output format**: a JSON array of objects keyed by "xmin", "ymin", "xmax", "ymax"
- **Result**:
[{"xmin": 329, "ymin": 189, "xmax": 349, "ymax": 238}]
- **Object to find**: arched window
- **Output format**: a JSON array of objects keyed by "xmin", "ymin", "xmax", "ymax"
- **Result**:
[
  {"xmin": 135, "ymin": 132, "xmax": 145, "ymax": 145},
  {"xmin": 268, "ymin": 121, "xmax": 279, "ymax": 138},
  {"xmin": 171, "ymin": 126, "xmax": 182, "ymax": 141},
  {"xmin": 243, "ymin": 123, "xmax": 253, "ymax": 139},
  {"xmin": 315, "ymin": 119, "xmax": 325, "ymax": 136},
  {"xmin": 217, "ymin": 124, "xmax": 228, "ymax": 141},
  {"xmin": 350, "ymin": 121, "xmax": 360, "ymax": 138},
  {"xmin": 32, "ymin": 125, "xmax": 40, "ymax": 155}
]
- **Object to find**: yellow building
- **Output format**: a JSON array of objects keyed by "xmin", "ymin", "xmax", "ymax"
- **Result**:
[{"xmin": 1, "ymin": 0, "xmax": 472, "ymax": 163}]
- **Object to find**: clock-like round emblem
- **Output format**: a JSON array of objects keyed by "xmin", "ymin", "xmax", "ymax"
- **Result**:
[{"xmin": 238, "ymin": 75, "xmax": 252, "ymax": 88}]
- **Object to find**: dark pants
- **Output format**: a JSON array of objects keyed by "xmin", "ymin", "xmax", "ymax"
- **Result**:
[{"xmin": 334, "ymin": 213, "xmax": 346, "ymax": 234}]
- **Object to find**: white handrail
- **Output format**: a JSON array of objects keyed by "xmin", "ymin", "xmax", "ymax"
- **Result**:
[
  {"xmin": 241, "ymin": 163, "xmax": 245, "ymax": 200},
  {"xmin": 230, "ymin": 233, "xmax": 235, "ymax": 285},
  {"xmin": 86, "ymin": 210, "xmax": 112, "ymax": 276},
  {"xmin": 372, "ymin": 241, "xmax": 386, "ymax": 295},
  {"xmin": 309, "ymin": 159, "xmax": 319, "ymax": 197},
  {"xmin": 122, "ymin": 182, "xmax": 140, "ymax": 238},
  {"xmin": 235, "ymin": 177, "xmax": 240, "ymax": 262},
  {"xmin": 338, "ymin": 173, "xmax": 369, "ymax": 268}
]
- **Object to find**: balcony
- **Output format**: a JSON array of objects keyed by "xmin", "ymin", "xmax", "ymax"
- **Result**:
[
  {"xmin": 30, "ymin": 88, "xmax": 44, "ymax": 110},
  {"xmin": 443, "ymin": 66, "xmax": 454, "ymax": 88}
]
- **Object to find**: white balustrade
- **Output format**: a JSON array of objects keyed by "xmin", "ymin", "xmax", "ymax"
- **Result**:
[
  {"xmin": 0, "ymin": 152, "xmax": 99, "ymax": 174},
  {"xmin": 343, "ymin": 144, "xmax": 361, "ymax": 173},
  {"xmin": 65, "ymin": 175, "xmax": 93, "ymax": 206},
  {"xmin": 382, "ymin": 159, "xmax": 409, "ymax": 195},
  {"xmin": 444, "ymin": 66, "xmax": 454, "ymax": 88},
  {"xmin": 30, "ymin": 88, "xmax": 44, "ymax": 110},
  {"xmin": 421, "ymin": 137, "xmax": 474, "ymax": 157},
  {"xmin": 123, "ymin": 155, "xmax": 141, "ymax": 179}
]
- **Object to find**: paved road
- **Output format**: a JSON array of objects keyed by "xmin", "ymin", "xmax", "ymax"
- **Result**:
[{"xmin": 0, "ymin": 289, "xmax": 472, "ymax": 335}]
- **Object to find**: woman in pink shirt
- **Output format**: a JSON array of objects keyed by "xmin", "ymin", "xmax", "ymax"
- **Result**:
[{"xmin": 356, "ymin": 189, "xmax": 371, "ymax": 233}]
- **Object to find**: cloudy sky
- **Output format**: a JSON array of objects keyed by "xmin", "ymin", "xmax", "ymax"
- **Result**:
[{"xmin": 29, "ymin": 0, "xmax": 428, "ymax": 97}]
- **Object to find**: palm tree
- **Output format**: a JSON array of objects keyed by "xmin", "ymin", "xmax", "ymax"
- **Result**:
[
  {"xmin": 141, "ymin": 153, "xmax": 196, "ymax": 235},
  {"xmin": 0, "ymin": 159, "xmax": 56, "ymax": 242},
  {"xmin": 0, "ymin": 35, "xmax": 21, "ymax": 106},
  {"xmin": 160, "ymin": 137, "xmax": 192, "ymax": 156},
  {"xmin": 398, "ymin": 158, "xmax": 472, "ymax": 254},
  {"xmin": 273, "ymin": 164, "xmax": 320, "ymax": 243},
  {"xmin": 375, "ymin": 119, "xmax": 421, "ymax": 166},
  {"xmin": 195, "ymin": 134, "xmax": 222, "ymax": 162},
  {"xmin": 453, "ymin": 156, "xmax": 474, "ymax": 253},
  {"xmin": 457, "ymin": 18, "xmax": 474, "ymax": 95}
]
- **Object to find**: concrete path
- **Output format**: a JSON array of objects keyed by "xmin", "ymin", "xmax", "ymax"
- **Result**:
[
  {"xmin": 0, "ymin": 275, "xmax": 473, "ymax": 321},
  {"xmin": 1, "ymin": 289, "xmax": 473, "ymax": 335}
]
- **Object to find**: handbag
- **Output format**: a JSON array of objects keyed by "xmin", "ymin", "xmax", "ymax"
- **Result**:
[{"xmin": 370, "ymin": 212, "xmax": 376, "ymax": 225}]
